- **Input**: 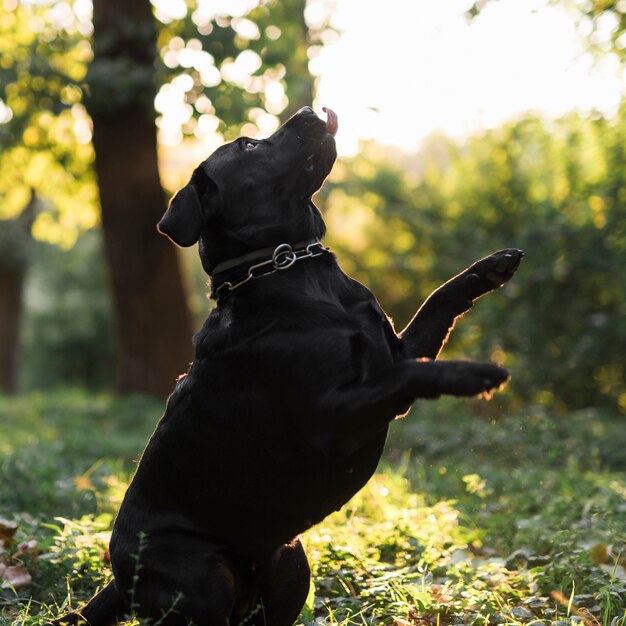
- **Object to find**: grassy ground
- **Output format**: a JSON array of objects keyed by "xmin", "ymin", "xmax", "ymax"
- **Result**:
[{"xmin": 0, "ymin": 391, "xmax": 624, "ymax": 625}]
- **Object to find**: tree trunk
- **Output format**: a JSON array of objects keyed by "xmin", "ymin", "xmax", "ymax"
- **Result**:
[
  {"xmin": 0, "ymin": 264, "xmax": 24, "ymax": 394},
  {"xmin": 0, "ymin": 192, "xmax": 36, "ymax": 394},
  {"xmin": 87, "ymin": 0, "xmax": 193, "ymax": 398}
]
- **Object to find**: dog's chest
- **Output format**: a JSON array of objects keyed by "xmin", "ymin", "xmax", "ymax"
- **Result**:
[{"xmin": 344, "ymin": 299, "xmax": 400, "ymax": 379}]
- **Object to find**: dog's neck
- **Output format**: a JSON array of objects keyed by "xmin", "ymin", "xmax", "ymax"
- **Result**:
[
  {"xmin": 209, "ymin": 238, "xmax": 329, "ymax": 301},
  {"xmin": 210, "ymin": 238, "xmax": 317, "ymax": 275}
]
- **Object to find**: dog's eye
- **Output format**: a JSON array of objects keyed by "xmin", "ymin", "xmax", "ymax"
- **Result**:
[{"xmin": 245, "ymin": 141, "xmax": 257, "ymax": 150}]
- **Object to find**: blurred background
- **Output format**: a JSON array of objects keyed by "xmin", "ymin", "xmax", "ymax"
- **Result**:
[
  {"xmin": 1, "ymin": 3, "xmax": 626, "ymax": 621},
  {"xmin": 0, "ymin": 0, "xmax": 625, "ymax": 416}
]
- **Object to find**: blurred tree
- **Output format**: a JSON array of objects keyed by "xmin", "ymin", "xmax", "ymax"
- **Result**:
[
  {"xmin": 86, "ymin": 0, "xmax": 193, "ymax": 397},
  {"xmin": 0, "ymin": 192, "xmax": 36, "ymax": 393}
]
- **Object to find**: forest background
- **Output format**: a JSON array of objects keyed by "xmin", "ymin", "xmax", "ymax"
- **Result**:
[{"xmin": 0, "ymin": 1, "xmax": 625, "ymax": 624}]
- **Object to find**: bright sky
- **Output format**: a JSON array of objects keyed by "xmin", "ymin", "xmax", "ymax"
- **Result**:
[{"xmin": 311, "ymin": 0, "xmax": 626, "ymax": 155}]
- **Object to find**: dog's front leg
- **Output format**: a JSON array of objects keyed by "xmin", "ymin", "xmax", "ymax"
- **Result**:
[
  {"xmin": 399, "ymin": 249, "xmax": 523, "ymax": 359},
  {"xmin": 315, "ymin": 358, "xmax": 508, "ymax": 456}
]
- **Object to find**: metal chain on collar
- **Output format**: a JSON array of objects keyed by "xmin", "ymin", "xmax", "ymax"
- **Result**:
[{"xmin": 214, "ymin": 241, "xmax": 328, "ymax": 300}]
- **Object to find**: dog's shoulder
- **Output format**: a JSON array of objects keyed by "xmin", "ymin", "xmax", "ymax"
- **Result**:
[{"xmin": 192, "ymin": 264, "xmax": 402, "ymax": 362}]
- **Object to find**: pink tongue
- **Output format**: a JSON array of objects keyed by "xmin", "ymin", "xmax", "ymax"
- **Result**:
[{"xmin": 323, "ymin": 107, "xmax": 338, "ymax": 136}]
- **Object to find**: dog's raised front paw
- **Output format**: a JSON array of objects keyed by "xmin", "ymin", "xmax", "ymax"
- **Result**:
[
  {"xmin": 463, "ymin": 248, "xmax": 524, "ymax": 300},
  {"xmin": 436, "ymin": 360, "xmax": 510, "ymax": 399}
]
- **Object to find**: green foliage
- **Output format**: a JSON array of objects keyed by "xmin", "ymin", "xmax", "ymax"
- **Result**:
[
  {"xmin": 321, "ymin": 108, "xmax": 626, "ymax": 413},
  {"xmin": 0, "ymin": 1, "xmax": 98, "ymax": 247},
  {"xmin": 0, "ymin": 2, "xmax": 89, "ymax": 136},
  {"xmin": 0, "ymin": 391, "xmax": 159, "ymax": 623},
  {"xmin": 0, "ymin": 391, "xmax": 159, "ymax": 517},
  {"xmin": 20, "ymin": 230, "xmax": 115, "ymax": 392},
  {"xmin": 1, "ymin": 392, "xmax": 624, "ymax": 625}
]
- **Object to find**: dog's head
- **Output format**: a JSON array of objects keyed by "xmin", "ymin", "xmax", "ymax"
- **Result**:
[{"xmin": 158, "ymin": 106, "xmax": 338, "ymax": 275}]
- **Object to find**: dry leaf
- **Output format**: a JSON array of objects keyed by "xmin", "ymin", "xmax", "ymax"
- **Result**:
[
  {"xmin": 16, "ymin": 540, "xmax": 38, "ymax": 557},
  {"xmin": 0, "ymin": 520, "xmax": 18, "ymax": 548},
  {"xmin": 429, "ymin": 583, "xmax": 454, "ymax": 603},
  {"xmin": 589, "ymin": 543, "xmax": 609, "ymax": 565},
  {"xmin": 1, "ymin": 563, "xmax": 32, "ymax": 589}
]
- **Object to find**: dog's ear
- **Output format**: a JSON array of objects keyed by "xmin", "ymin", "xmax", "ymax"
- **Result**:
[
  {"xmin": 158, "ymin": 183, "xmax": 203, "ymax": 247},
  {"xmin": 158, "ymin": 168, "xmax": 214, "ymax": 247}
]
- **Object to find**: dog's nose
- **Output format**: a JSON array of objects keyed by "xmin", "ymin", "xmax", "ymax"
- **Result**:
[{"xmin": 296, "ymin": 106, "xmax": 315, "ymax": 116}]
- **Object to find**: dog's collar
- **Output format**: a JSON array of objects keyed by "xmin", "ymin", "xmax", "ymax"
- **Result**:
[{"xmin": 210, "ymin": 238, "xmax": 329, "ymax": 301}]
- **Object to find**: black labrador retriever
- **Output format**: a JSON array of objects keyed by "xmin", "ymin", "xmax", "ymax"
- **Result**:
[{"xmin": 52, "ymin": 107, "xmax": 522, "ymax": 626}]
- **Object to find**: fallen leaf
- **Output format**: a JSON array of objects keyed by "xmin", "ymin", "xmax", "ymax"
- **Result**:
[
  {"xmin": 589, "ymin": 543, "xmax": 608, "ymax": 565},
  {"xmin": 1, "ymin": 563, "xmax": 32, "ymax": 589},
  {"xmin": 429, "ymin": 584, "xmax": 454, "ymax": 603},
  {"xmin": 0, "ymin": 520, "xmax": 18, "ymax": 548},
  {"xmin": 16, "ymin": 540, "xmax": 38, "ymax": 557}
]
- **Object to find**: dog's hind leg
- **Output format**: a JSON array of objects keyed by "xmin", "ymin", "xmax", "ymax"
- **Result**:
[
  {"xmin": 400, "ymin": 249, "xmax": 523, "ymax": 359},
  {"xmin": 112, "ymin": 539, "xmax": 260, "ymax": 626},
  {"xmin": 49, "ymin": 580, "xmax": 127, "ymax": 626},
  {"xmin": 243, "ymin": 539, "xmax": 310, "ymax": 626}
]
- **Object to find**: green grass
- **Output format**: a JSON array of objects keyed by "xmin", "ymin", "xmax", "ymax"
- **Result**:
[{"xmin": 0, "ymin": 391, "xmax": 624, "ymax": 625}]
